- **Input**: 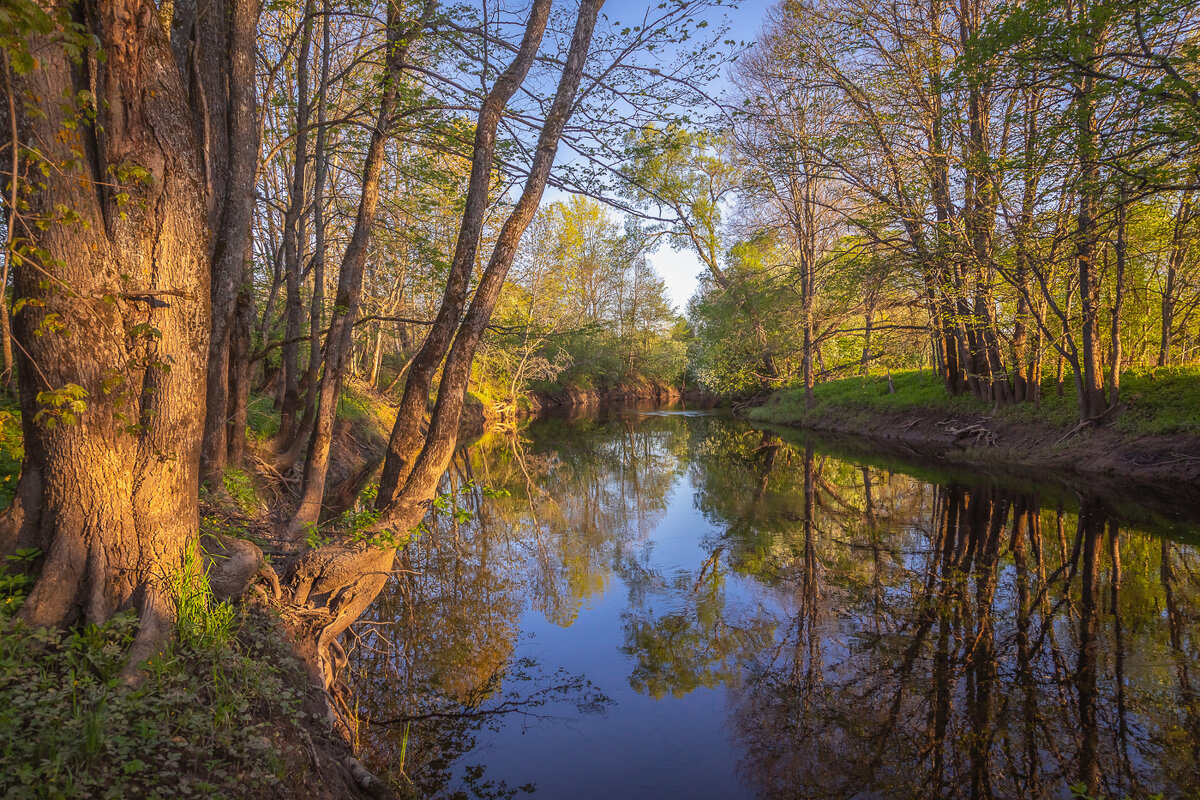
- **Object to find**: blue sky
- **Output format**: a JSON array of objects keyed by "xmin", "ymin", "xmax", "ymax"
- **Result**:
[
  {"xmin": 615, "ymin": 0, "xmax": 771, "ymax": 312},
  {"xmin": 545, "ymin": 0, "xmax": 774, "ymax": 313}
]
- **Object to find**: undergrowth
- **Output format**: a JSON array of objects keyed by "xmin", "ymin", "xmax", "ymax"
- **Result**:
[
  {"xmin": 0, "ymin": 396, "xmax": 24, "ymax": 510},
  {"xmin": 0, "ymin": 555, "xmax": 308, "ymax": 799}
]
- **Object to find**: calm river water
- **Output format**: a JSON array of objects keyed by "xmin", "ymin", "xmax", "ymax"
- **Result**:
[{"xmin": 350, "ymin": 409, "xmax": 1200, "ymax": 799}]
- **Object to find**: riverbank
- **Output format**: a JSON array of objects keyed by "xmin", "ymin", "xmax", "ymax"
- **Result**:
[
  {"xmin": 745, "ymin": 368, "xmax": 1200, "ymax": 485},
  {"xmin": 0, "ymin": 381, "xmax": 416, "ymax": 800}
]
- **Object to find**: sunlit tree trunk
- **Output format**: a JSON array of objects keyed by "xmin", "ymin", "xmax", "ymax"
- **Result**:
[
  {"xmin": 195, "ymin": 0, "xmax": 260, "ymax": 488},
  {"xmin": 376, "ymin": 0, "xmax": 555, "ymax": 507},
  {"xmin": 278, "ymin": 3, "xmax": 314, "ymax": 447},
  {"xmin": 292, "ymin": 0, "xmax": 440, "ymax": 527},
  {"xmin": 0, "ymin": 0, "xmax": 211, "ymax": 668}
]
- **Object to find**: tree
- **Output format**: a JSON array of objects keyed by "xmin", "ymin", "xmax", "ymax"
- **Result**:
[
  {"xmin": 1, "ymin": 0, "xmax": 215, "ymax": 666},
  {"xmin": 626, "ymin": 125, "xmax": 782, "ymax": 388}
]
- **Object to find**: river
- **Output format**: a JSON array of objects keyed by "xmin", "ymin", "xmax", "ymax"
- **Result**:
[{"xmin": 349, "ymin": 408, "xmax": 1200, "ymax": 799}]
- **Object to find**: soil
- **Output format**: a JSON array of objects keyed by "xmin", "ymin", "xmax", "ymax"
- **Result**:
[
  {"xmin": 751, "ymin": 404, "xmax": 1200, "ymax": 517},
  {"xmin": 238, "ymin": 605, "xmax": 395, "ymax": 800}
]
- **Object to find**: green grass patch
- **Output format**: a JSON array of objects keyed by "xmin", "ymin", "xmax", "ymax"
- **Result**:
[
  {"xmin": 750, "ymin": 367, "xmax": 1200, "ymax": 437},
  {"xmin": 220, "ymin": 466, "xmax": 262, "ymax": 516},
  {"xmin": 336, "ymin": 381, "xmax": 396, "ymax": 437},
  {"xmin": 748, "ymin": 370, "xmax": 985, "ymax": 427},
  {"xmin": 1108, "ymin": 366, "xmax": 1200, "ymax": 435}
]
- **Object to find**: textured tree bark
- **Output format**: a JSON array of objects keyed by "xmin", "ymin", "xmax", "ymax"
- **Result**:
[
  {"xmin": 962, "ymin": 0, "xmax": 1013, "ymax": 407},
  {"xmin": 1075, "ymin": 82, "xmax": 1107, "ymax": 420},
  {"xmin": 375, "ymin": 0, "xmax": 554, "ymax": 508},
  {"xmin": 278, "ymin": 3, "xmax": 315, "ymax": 448},
  {"xmin": 0, "ymin": 0, "xmax": 211, "ymax": 669},
  {"xmin": 927, "ymin": 0, "xmax": 966, "ymax": 396},
  {"xmin": 196, "ymin": 0, "xmax": 260, "ymax": 489},
  {"xmin": 302, "ymin": 0, "xmax": 331, "ymax": 440},
  {"xmin": 227, "ymin": 274, "xmax": 255, "ymax": 467}
]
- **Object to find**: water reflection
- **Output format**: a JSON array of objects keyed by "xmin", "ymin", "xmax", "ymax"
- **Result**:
[{"xmin": 349, "ymin": 412, "xmax": 1200, "ymax": 799}]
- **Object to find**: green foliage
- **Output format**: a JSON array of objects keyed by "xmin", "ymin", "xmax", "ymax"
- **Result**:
[
  {"xmin": 221, "ymin": 467, "xmax": 261, "ymax": 515},
  {"xmin": 0, "ymin": 548, "xmax": 39, "ymax": 619},
  {"xmin": 169, "ymin": 545, "xmax": 237, "ymax": 650},
  {"xmin": 32, "ymin": 383, "xmax": 88, "ymax": 429},
  {"xmin": 0, "ymin": 398, "xmax": 24, "ymax": 511},
  {"xmin": 749, "ymin": 370, "xmax": 982, "ymax": 426},
  {"xmin": 488, "ymin": 197, "xmax": 688, "ymax": 400},
  {"xmin": 335, "ymin": 383, "xmax": 396, "ymax": 436},
  {"xmin": 0, "ymin": 609, "xmax": 306, "ymax": 799}
]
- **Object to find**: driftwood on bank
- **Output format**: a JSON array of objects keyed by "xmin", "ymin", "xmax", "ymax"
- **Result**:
[{"xmin": 938, "ymin": 419, "xmax": 999, "ymax": 447}]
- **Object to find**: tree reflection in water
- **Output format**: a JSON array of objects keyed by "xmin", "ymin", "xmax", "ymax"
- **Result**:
[{"xmin": 347, "ymin": 411, "xmax": 1200, "ymax": 799}]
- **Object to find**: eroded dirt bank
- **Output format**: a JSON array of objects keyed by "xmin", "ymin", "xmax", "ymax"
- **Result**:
[{"xmin": 750, "ymin": 403, "xmax": 1200, "ymax": 487}]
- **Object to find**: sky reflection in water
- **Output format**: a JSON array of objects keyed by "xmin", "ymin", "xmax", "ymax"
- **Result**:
[{"xmin": 350, "ymin": 410, "xmax": 1200, "ymax": 800}]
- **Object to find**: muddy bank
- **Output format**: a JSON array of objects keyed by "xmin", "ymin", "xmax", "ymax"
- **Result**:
[{"xmin": 748, "ymin": 402, "xmax": 1200, "ymax": 487}]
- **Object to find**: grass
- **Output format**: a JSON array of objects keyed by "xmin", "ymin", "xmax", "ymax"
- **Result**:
[
  {"xmin": 246, "ymin": 392, "xmax": 280, "ymax": 441},
  {"xmin": 336, "ymin": 380, "xmax": 396, "ymax": 436},
  {"xmin": 0, "ymin": 555, "xmax": 311, "ymax": 800},
  {"xmin": 749, "ymin": 366, "xmax": 1200, "ymax": 437}
]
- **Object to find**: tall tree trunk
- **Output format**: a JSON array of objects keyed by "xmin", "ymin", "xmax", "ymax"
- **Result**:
[
  {"xmin": 960, "ymin": 0, "xmax": 1006, "ymax": 404},
  {"xmin": 375, "ymin": 0, "xmax": 554, "ymax": 508},
  {"xmin": 0, "ymin": 0, "xmax": 211, "ymax": 669},
  {"xmin": 198, "ymin": 0, "xmax": 260, "ymax": 489},
  {"xmin": 1012, "ymin": 85, "xmax": 1041, "ymax": 403},
  {"xmin": 288, "ymin": 0, "xmax": 604, "ymax": 694},
  {"xmin": 278, "ymin": 4, "xmax": 314, "ymax": 447},
  {"xmin": 861, "ymin": 298, "xmax": 875, "ymax": 376},
  {"xmin": 0, "ymin": 65, "xmax": 15, "ymax": 397},
  {"xmin": 1159, "ymin": 189, "xmax": 1195, "ymax": 366},
  {"xmin": 227, "ymin": 272, "xmax": 254, "ymax": 467},
  {"xmin": 377, "ymin": 0, "xmax": 603, "ymax": 515},
  {"xmin": 1075, "ymin": 55, "xmax": 1107, "ymax": 421},
  {"xmin": 1109, "ymin": 190, "xmax": 1127, "ymax": 405},
  {"xmin": 303, "ymin": 0, "xmax": 331, "ymax": 435},
  {"xmin": 292, "ymin": 0, "xmax": 439, "ymax": 527},
  {"xmin": 927, "ymin": 0, "xmax": 966, "ymax": 395}
]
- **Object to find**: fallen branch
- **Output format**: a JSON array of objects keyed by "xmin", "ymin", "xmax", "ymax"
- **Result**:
[{"xmin": 941, "ymin": 421, "xmax": 998, "ymax": 447}]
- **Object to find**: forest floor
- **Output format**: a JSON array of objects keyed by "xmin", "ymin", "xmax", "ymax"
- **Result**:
[
  {"xmin": 1, "ymin": 380, "xmax": 412, "ymax": 800},
  {"xmin": 746, "ymin": 367, "xmax": 1200, "ymax": 486}
]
